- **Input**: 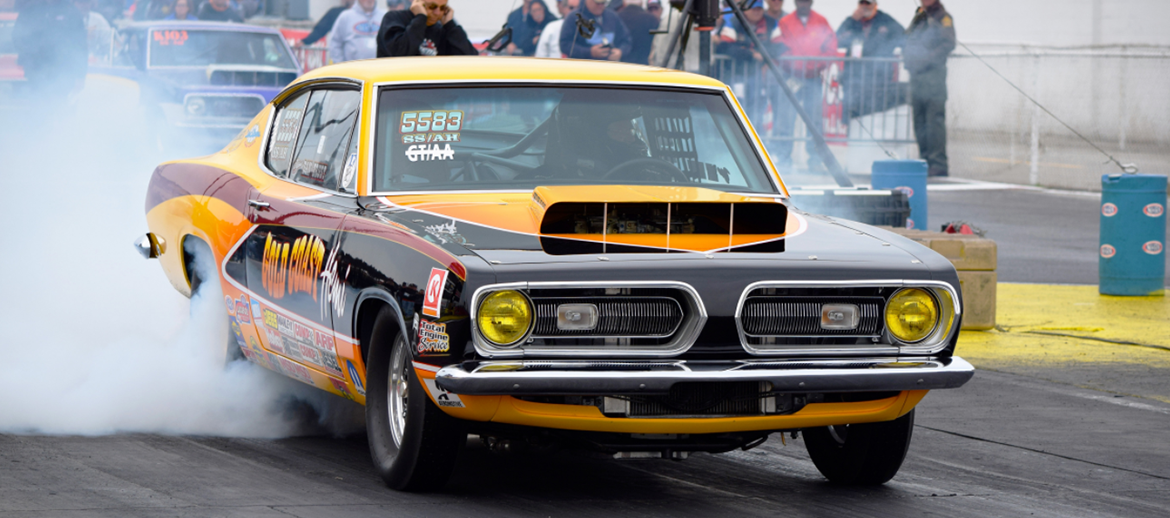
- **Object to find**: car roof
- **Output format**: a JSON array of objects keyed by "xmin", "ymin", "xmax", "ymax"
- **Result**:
[
  {"xmin": 296, "ymin": 56, "xmax": 729, "ymax": 90},
  {"xmin": 121, "ymin": 20, "xmax": 282, "ymax": 34}
]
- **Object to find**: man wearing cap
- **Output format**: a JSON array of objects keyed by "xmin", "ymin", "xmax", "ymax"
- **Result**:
[
  {"xmin": 836, "ymin": 0, "xmax": 904, "ymax": 121},
  {"xmin": 377, "ymin": 0, "xmax": 477, "ymax": 57},
  {"xmin": 904, "ymin": 0, "xmax": 955, "ymax": 177},
  {"xmin": 773, "ymin": 0, "xmax": 837, "ymax": 170},
  {"xmin": 559, "ymin": 0, "xmax": 631, "ymax": 62},
  {"xmin": 715, "ymin": 0, "xmax": 779, "ymax": 129}
]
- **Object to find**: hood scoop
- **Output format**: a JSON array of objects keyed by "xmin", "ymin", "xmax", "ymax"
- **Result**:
[{"xmin": 532, "ymin": 186, "xmax": 789, "ymax": 255}]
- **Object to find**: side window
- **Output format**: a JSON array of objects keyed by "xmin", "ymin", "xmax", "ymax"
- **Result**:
[
  {"xmin": 265, "ymin": 90, "xmax": 312, "ymax": 177},
  {"xmin": 288, "ymin": 89, "xmax": 360, "ymax": 191}
]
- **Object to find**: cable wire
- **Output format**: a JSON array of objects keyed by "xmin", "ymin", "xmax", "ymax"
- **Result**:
[{"xmin": 956, "ymin": 40, "xmax": 1138, "ymax": 174}]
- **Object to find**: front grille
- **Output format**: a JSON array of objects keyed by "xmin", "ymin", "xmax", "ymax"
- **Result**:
[
  {"xmin": 741, "ymin": 297, "xmax": 883, "ymax": 336},
  {"xmin": 628, "ymin": 382, "xmax": 771, "ymax": 417},
  {"xmin": 209, "ymin": 70, "xmax": 297, "ymax": 87},
  {"xmin": 188, "ymin": 95, "xmax": 265, "ymax": 118},
  {"xmin": 532, "ymin": 297, "xmax": 682, "ymax": 338}
]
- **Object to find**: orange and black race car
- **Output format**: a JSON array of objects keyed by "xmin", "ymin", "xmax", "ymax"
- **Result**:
[{"xmin": 140, "ymin": 57, "xmax": 973, "ymax": 491}]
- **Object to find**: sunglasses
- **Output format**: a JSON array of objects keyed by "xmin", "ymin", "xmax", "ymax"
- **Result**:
[{"xmin": 423, "ymin": 2, "xmax": 449, "ymax": 12}]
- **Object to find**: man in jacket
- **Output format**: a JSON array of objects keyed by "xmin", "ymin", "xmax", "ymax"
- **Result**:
[
  {"xmin": 714, "ymin": 0, "xmax": 778, "ymax": 130},
  {"xmin": 836, "ymin": 0, "xmax": 904, "ymax": 120},
  {"xmin": 377, "ymin": 0, "xmax": 476, "ymax": 57},
  {"xmin": 535, "ymin": 0, "xmax": 579, "ymax": 58},
  {"xmin": 559, "ymin": 0, "xmax": 630, "ymax": 62},
  {"xmin": 329, "ymin": 0, "xmax": 386, "ymax": 62},
  {"xmin": 773, "ymin": 0, "xmax": 837, "ymax": 170},
  {"xmin": 616, "ymin": 0, "xmax": 658, "ymax": 65},
  {"xmin": 904, "ymin": 0, "xmax": 954, "ymax": 177}
]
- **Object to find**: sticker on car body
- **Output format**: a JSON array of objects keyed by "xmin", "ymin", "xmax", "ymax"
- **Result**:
[
  {"xmin": 422, "ymin": 268, "xmax": 448, "ymax": 318},
  {"xmin": 422, "ymin": 378, "xmax": 464, "ymax": 408}
]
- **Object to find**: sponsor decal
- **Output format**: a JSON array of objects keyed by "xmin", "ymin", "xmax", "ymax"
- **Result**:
[
  {"xmin": 153, "ymin": 29, "xmax": 187, "ymax": 46},
  {"xmin": 417, "ymin": 321, "xmax": 450, "ymax": 354},
  {"xmin": 266, "ymin": 352, "xmax": 285, "ymax": 375},
  {"xmin": 1100, "ymin": 244, "xmax": 1116, "ymax": 258},
  {"xmin": 264, "ymin": 327, "xmax": 286, "ymax": 354},
  {"xmin": 249, "ymin": 336, "xmax": 263, "ymax": 353},
  {"xmin": 319, "ymin": 245, "xmax": 350, "ymax": 321},
  {"xmin": 906, "ymin": 218, "xmax": 915, "ymax": 230},
  {"xmin": 263, "ymin": 308, "xmax": 279, "ymax": 329},
  {"xmin": 225, "ymin": 296, "xmax": 236, "ymax": 315},
  {"xmin": 292, "ymin": 158, "xmax": 329, "ymax": 184},
  {"xmin": 423, "ymin": 220, "xmax": 468, "ymax": 245},
  {"xmin": 329, "ymin": 378, "xmax": 355, "ymax": 401},
  {"xmin": 341, "ymin": 153, "xmax": 357, "ymax": 189},
  {"xmin": 422, "ymin": 268, "xmax": 448, "ymax": 318},
  {"xmin": 1145, "ymin": 203, "xmax": 1164, "ymax": 218},
  {"xmin": 262, "ymin": 233, "xmax": 326, "ymax": 300},
  {"xmin": 241, "ymin": 347, "xmax": 260, "ymax": 363},
  {"xmin": 400, "ymin": 110, "xmax": 464, "ymax": 134},
  {"xmin": 277, "ymin": 356, "xmax": 314, "ymax": 386},
  {"xmin": 1144, "ymin": 241, "xmax": 1163, "ymax": 255},
  {"xmin": 251, "ymin": 299, "xmax": 262, "ymax": 320},
  {"xmin": 298, "ymin": 342, "xmax": 322, "ymax": 365},
  {"xmin": 422, "ymin": 378, "xmax": 464, "ymax": 408},
  {"xmin": 1101, "ymin": 203, "xmax": 1118, "ymax": 217},
  {"xmin": 347, "ymin": 361, "xmax": 366, "ymax": 396},
  {"xmin": 244, "ymin": 125, "xmax": 260, "ymax": 146},
  {"xmin": 402, "ymin": 132, "xmax": 460, "ymax": 144},
  {"xmin": 271, "ymin": 106, "xmax": 305, "ymax": 160},
  {"xmin": 895, "ymin": 186, "xmax": 914, "ymax": 199},
  {"xmin": 230, "ymin": 318, "xmax": 246, "ymax": 348},
  {"xmin": 234, "ymin": 299, "xmax": 251, "ymax": 324},
  {"xmin": 405, "ymin": 143, "xmax": 454, "ymax": 162}
]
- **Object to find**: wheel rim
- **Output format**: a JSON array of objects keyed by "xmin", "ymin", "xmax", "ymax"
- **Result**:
[{"xmin": 388, "ymin": 336, "xmax": 409, "ymax": 448}]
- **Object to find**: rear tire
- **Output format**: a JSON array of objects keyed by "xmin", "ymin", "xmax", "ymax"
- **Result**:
[
  {"xmin": 803, "ymin": 409, "xmax": 915, "ymax": 485},
  {"xmin": 365, "ymin": 307, "xmax": 464, "ymax": 491}
]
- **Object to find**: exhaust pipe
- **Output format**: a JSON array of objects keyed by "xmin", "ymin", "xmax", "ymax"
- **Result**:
[{"xmin": 135, "ymin": 233, "xmax": 164, "ymax": 259}]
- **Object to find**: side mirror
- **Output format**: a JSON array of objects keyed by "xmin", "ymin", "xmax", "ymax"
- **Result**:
[{"xmin": 485, "ymin": 26, "xmax": 512, "ymax": 54}]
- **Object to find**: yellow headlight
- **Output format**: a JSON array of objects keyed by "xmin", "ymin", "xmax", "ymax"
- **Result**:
[
  {"xmin": 885, "ymin": 288, "xmax": 939, "ymax": 343},
  {"xmin": 477, "ymin": 290, "xmax": 532, "ymax": 346}
]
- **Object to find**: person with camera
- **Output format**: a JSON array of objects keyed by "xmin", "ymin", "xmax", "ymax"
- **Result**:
[
  {"xmin": 377, "ymin": 0, "xmax": 476, "ymax": 57},
  {"xmin": 558, "ymin": 0, "xmax": 631, "ymax": 62}
]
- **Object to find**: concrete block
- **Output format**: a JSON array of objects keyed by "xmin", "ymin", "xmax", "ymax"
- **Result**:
[{"xmin": 958, "ymin": 270, "xmax": 997, "ymax": 330}]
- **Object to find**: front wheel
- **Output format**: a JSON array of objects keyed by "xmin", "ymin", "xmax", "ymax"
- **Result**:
[
  {"xmin": 365, "ymin": 307, "xmax": 464, "ymax": 491},
  {"xmin": 803, "ymin": 409, "xmax": 915, "ymax": 485}
]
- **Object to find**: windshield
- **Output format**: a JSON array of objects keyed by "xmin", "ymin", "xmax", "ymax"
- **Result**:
[
  {"xmin": 149, "ymin": 29, "xmax": 295, "ymax": 69},
  {"xmin": 373, "ymin": 86, "xmax": 779, "ymax": 194}
]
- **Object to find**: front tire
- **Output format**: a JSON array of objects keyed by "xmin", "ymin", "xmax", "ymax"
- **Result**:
[
  {"xmin": 365, "ymin": 307, "xmax": 464, "ymax": 491},
  {"xmin": 803, "ymin": 409, "xmax": 915, "ymax": 485}
]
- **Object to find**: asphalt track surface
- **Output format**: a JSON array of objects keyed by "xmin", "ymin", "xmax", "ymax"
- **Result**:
[{"xmin": 3, "ymin": 83, "xmax": 1169, "ymax": 516}]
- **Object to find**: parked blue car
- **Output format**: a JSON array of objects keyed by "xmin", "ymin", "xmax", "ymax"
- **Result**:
[{"xmin": 101, "ymin": 21, "xmax": 300, "ymax": 150}]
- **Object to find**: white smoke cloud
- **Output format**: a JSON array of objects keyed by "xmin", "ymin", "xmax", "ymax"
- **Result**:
[{"xmin": 0, "ymin": 74, "xmax": 363, "ymax": 438}]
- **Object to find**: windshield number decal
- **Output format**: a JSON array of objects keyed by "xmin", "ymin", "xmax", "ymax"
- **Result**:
[
  {"xmin": 400, "ymin": 110, "xmax": 463, "ymax": 134},
  {"xmin": 153, "ymin": 30, "xmax": 188, "ymax": 46}
]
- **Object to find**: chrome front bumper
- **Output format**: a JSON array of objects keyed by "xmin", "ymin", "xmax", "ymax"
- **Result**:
[{"xmin": 435, "ymin": 357, "xmax": 975, "ymax": 396}]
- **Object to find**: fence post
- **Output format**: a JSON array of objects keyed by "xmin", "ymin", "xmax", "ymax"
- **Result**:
[{"xmin": 1029, "ymin": 52, "xmax": 1040, "ymax": 186}]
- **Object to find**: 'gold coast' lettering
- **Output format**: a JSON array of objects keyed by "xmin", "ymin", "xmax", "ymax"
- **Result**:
[{"xmin": 262, "ymin": 233, "xmax": 327, "ymax": 300}]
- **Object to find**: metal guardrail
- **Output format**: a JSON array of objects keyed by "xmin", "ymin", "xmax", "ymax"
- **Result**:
[
  {"xmin": 293, "ymin": 46, "xmax": 329, "ymax": 74},
  {"xmin": 712, "ymin": 55, "xmax": 915, "ymax": 148}
]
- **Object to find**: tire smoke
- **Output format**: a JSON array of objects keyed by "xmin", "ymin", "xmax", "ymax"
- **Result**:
[{"xmin": 0, "ymin": 74, "xmax": 363, "ymax": 438}]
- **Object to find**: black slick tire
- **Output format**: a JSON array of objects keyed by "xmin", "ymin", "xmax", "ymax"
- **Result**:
[
  {"xmin": 365, "ymin": 306, "xmax": 464, "ymax": 492},
  {"xmin": 803, "ymin": 409, "xmax": 915, "ymax": 485}
]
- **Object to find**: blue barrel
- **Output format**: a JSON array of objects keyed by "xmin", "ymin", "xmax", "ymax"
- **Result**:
[
  {"xmin": 1100, "ymin": 174, "xmax": 1166, "ymax": 296},
  {"xmin": 872, "ymin": 160, "xmax": 928, "ymax": 230}
]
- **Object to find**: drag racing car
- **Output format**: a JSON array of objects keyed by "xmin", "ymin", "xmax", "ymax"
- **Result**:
[
  {"xmin": 139, "ymin": 56, "xmax": 973, "ymax": 491},
  {"xmin": 103, "ymin": 21, "xmax": 299, "ymax": 150}
]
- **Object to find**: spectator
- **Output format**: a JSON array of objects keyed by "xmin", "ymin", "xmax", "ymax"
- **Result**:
[
  {"xmin": 645, "ymin": 0, "xmax": 660, "ymax": 21},
  {"xmin": 197, "ymin": 0, "xmax": 243, "ymax": 22},
  {"xmin": 504, "ymin": 0, "xmax": 553, "ymax": 56},
  {"xmin": 836, "ymin": 0, "xmax": 905, "ymax": 121},
  {"xmin": 714, "ymin": 0, "xmax": 778, "ymax": 126},
  {"xmin": 772, "ymin": 0, "xmax": 836, "ymax": 170},
  {"xmin": 12, "ymin": 0, "xmax": 88, "ymax": 105},
  {"xmin": 132, "ymin": 0, "xmax": 172, "ymax": 19},
  {"xmin": 329, "ymin": 0, "xmax": 386, "ymax": 62},
  {"xmin": 764, "ymin": 0, "xmax": 785, "ymax": 21},
  {"xmin": 559, "ymin": 0, "xmax": 630, "ymax": 62},
  {"xmin": 616, "ymin": 0, "xmax": 657, "ymax": 65},
  {"xmin": 904, "ymin": 0, "xmax": 954, "ymax": 177},
  {"xmin": 386, "ymin": 0, "xmax": 407, "ymax": 9},
  {"xmin": 377, "ymin": 0, "xmax": 476, "ymax": 57},
  {"xmin": 75, "ymin": 0, "xmax": 112, "ymax": 59},
  {"xmin": 535, "ymin": 0, "xmax": 579, "ymax": 58},
  {"xmin": 299, "ymin": 0, "xmax": 355, "ymax": 47},
  {"xmin": 163, "ymin": 0, "xmax": 198, "ymax": 19}
]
